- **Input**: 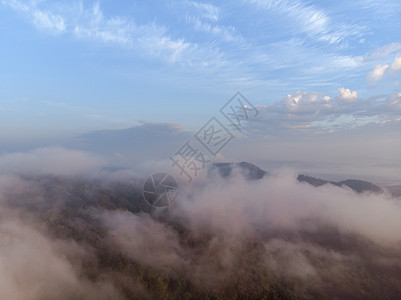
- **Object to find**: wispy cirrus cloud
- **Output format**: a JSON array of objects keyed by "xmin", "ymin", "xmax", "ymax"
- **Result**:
[
  {"xmin": 246, "ymin": 0, "xmax": 364, "ymax": 45},
  {"xmin": 2, "ymin": 0, "xmax": 65, "ymax": 33},
  {"xmin": 73, "ymin": 3, "xmax": 196, "ymax": 64},
  {"xmin": 1, "ymin": 0, "xmax": 196, "ymax": 64},
  {"xmin": 187, "ymin": 1, "xmax": 220, "ymax": 22},
  {"xmin": 359, "ymin": 43, "xmax": 401, "ymax": 62},
  {"xmin": 184, "ymin": 1, "xmax": 242, "ymax": 43},
  {"xmin": 353, "ymin": 0, "xmax": 401, "ymax": 17},
  {"xmin": 1, "ymin": 0, "xmax": 398, "ymax": 93},
  {"xmin": 72, "ymin": 2, "xmax": 133, "ymax": 45}
]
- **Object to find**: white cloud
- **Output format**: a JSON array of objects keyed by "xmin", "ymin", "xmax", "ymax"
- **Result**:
[
  {"xmin": 135, "ymin": 24, "xmax": 194, "ymax": 63},
  {"xmin": 1, "ymin": 0, "xmax": 28, "ymax": 13},
  {"xmin": 187, "ymin": 16, "xmax": 240, "ymax": 42},
  {"xmin": 335, "ymin": 87, "xmax": 358, "ymax": 103},
  {"xmin": 2, "ymin": 0, "xmax": 65, "ymax": 33},
  {"xmin": 0, "ymin": 0, "xmax": 373, "ymax": 87},
  {"xmin": 283, "ymin": 91, "xmax": 320, "ymax": 111},
  {"xmin": 72, "ymin": 2, "xmax": 198, "ymax": 64},
  {"xmin": 367, "ymin": 64, "xmax": 390, "ymax": 84},
  {"xmin": 32, "ymin": 9, "xmax": 65, "ymax": 32},
  {"xmin": 2, "ymin": 0, "xmax": 197, "ymax": 64},
  {"xmin": 247, "ymin": 0, "xmax": 361, "ymax": 45},
  {"xmin": 367, "ymin": 54, "xmax": 401, "ymax": 86},
  {"xmin": 390, "ymin": 55, "xmax": 401, "ymax": 72},
  {"xmin": 184, "ymin": 1, "xmax": 242, "ymax": 43},
  {"xmin": 188, "ymin": 1, "xmax": 220, "ymax": 22},
  {"xmin": 250, "ymin": 90, "xmax": 401, "ymax": 138},
  {"xmin": 360, "ymin": 43, "xmax": 401, "ymax": 62},
  {"xmin": 73, "ymin": 2, "xmax": 132, "ymax": 45}
]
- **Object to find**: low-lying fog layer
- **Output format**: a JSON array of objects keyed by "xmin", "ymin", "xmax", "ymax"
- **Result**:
[{"xmin": 0, "ymin": 148, "xmax": 400, "ymax": 299}]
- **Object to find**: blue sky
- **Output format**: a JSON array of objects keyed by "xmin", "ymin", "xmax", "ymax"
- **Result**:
[
  {"xmin": 0, "ymin": 0, "xmax": 400, "ymax": 182},
  {"xmin": 1, "ymin": 0, "xmax": 400, "ymax": 134}
]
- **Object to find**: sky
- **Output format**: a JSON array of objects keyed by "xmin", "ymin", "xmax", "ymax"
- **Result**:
[
  {"xmin": 1, "ymin": 2, "xmax": 401, "ymax": 298},
  {"xmin": 0, "ymin": 0, "xmax": 400, "ymax": 183}
]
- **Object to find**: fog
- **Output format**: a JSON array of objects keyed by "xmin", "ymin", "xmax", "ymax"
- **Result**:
[
  {"xmin": 0, "ymin": 210, "xmax": 121, "ymax": 300},
  {"xmin": 0, "ymin": 148, "xmax": 400, "ymax": 299}
]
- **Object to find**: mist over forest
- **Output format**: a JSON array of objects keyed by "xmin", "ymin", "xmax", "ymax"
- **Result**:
[{"xmin": 1, "ymin": 150, "xmax": 401, "ymax": 299}]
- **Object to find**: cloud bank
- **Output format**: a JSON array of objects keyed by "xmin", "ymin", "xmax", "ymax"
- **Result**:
[{"xmin": 0, "ymin": 154, "xmax": 400, "ymax": 299}]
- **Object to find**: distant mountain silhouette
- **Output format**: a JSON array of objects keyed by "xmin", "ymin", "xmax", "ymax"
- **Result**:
[
  {"xmin": 209, "ymin": 162, "xmax": 268, "ymax": 180},
  {"xmin": 211, "ymin": 162, "xmax": 383, "ymax": 194},
  {"xmin": 297, "ymin": 175, "xmax": 383, "ymax": 194}
]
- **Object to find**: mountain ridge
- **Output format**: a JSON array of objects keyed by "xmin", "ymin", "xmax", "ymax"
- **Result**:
[{"xmin": 210, "ymin": 162, "xmax": 384, "ymax": 194}]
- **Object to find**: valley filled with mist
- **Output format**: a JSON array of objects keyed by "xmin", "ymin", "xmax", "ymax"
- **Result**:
[{"xmin": 1, "ymin": 160, "xmax": 401, "ymax": 299}]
